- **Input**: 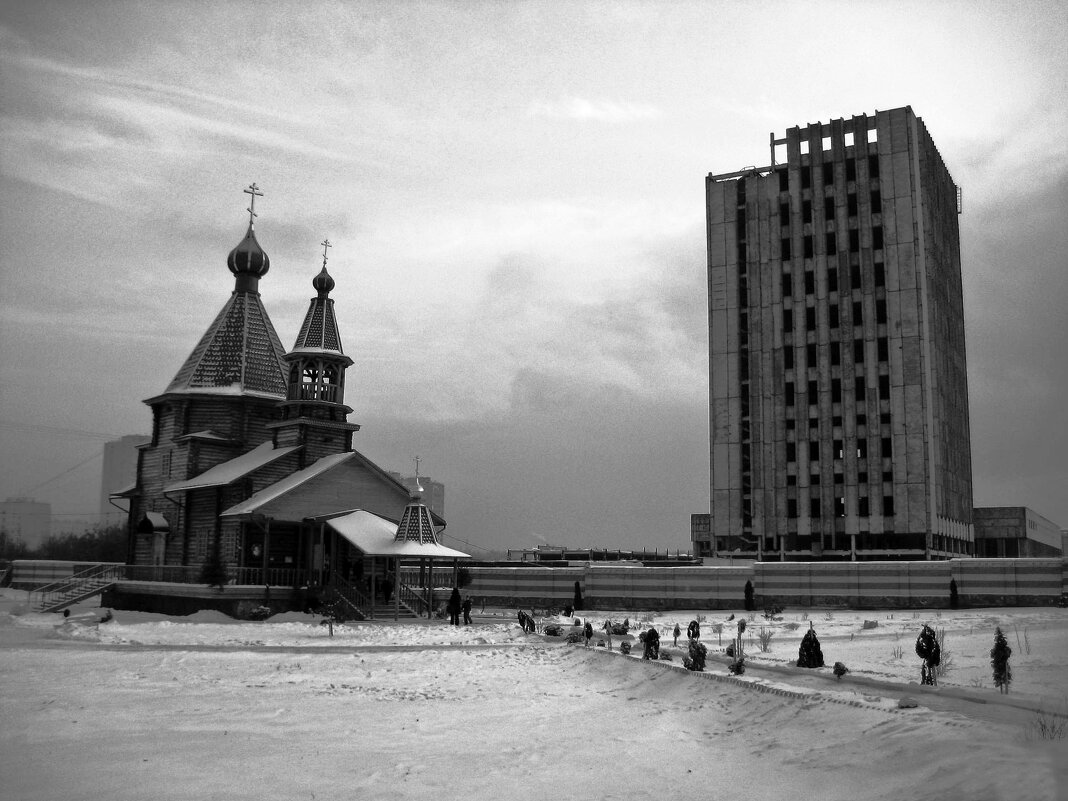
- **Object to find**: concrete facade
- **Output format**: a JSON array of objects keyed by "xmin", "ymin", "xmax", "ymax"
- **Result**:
[
  {"xmin": 973, "ymin": 507, "xmax": 1063, "ymax": 558},
  {"xmin": 702, "ymin": 107, "xmax": 973, "ymax": 561}
]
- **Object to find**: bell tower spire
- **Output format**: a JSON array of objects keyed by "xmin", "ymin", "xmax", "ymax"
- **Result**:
[{"xmin": 269, "ymin": 239, "xmax": 360, "ymax": 459}]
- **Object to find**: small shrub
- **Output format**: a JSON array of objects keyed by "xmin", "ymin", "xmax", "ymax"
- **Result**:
[
  {"xmin": 970, "ymin": 677, "xmax": 985, "ymax": 689},
  {"xmin": 891, "ymin": 645, "xmax": 903, "ymax": 660},
  {"xmin": 728, "ymin": 656, "xmax": 745, "ymax": 675},
  {"xmin": 833, "ymin": 662, "xmax": 848, "ymax": 680},
  {"xmin": 619, "ymin": 641, "xmax": 631, "ymax": 655},
  {"xmin": 935, "ymin": 628, "xmax": 952, "ymax": 679},
  {"xmin": 543, "ymin": 624, "xmax": 563, "ymax": 636},
  {"xmin": 683, "ymin": 640, "xmax": 707, "ymax": 672},
  {"xmin": 1026, "ymin": 713, "xmax": 1067, "ymax": 741},
  {"xmin": 565, "ymin": 632, "xmax": 583, "ymax": 644},
  {"xmin": 758, "ymin": 627, "xmax": 774, "ymax": 652},
  {"xmin": 784, "ymin": 622, "xmax": 800, "ymax": 631}
]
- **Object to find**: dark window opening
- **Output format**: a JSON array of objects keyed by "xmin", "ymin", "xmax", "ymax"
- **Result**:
[
  {"xmin": 876, "ymin": 299, "xmax": 887, "ymax": 324},
  {"xmin": 826, "ymin": 232, "xmax": 837, "ymax": 254},
  {"xmin": 880, "ymin": 412, "xmax": 891, "ymax": 425},
  {"xmin": 809, "ymin": 441, "xmax": 820, "ymax": 461},
  {"xmin": 806, "ymin": 307, "xmax": 816, "ymax": 330},
  {"xmin": 824, "ymin": 196, "xmax": 835, "ymax": 221},
  {"xmin": 786, "ymin": 442, "xmax": 797, "ymax": 461},
  {"xmin": 804, "ymin": 235, "xmax": 814, "ymax": 259},
  {"xmin": 778, "ymin": 168, "xmax": 789, "ymax": 192},
  {"xmin": 872, "ymin": 226, "xmax": 884, "ymax": 250},
  {"xmin": 871, "ymin": 190, "xmax": 882, "ymax": 213},
  {"xmin": 787, "ymin": 499, "xmax": 798, "ymax": 518},
  {"xmin": 882, "ymin": 496, "xmax": 894, "ymax": 516},
  {"xmin": 810, "ymin": 499, "xmax": 822, "ymax": 518},
  {"xmin": 868, "ymin": 155, "xmax": 880, "ymax": 179},
  {"xmin": 784, "ymin": 348, "xmax": 794, "ymax": 369},
  {"xmin": 881, "ymin": 436, "xmax": 892, "ymax": 457},
  {"xmin": 874, "ymin": 262, "xmax": 885, "ymax": 287},
  {"xmin": 854, "ymin": 339, "xmax": 865, "ymax": 362},
  {"xmin": 846, "ymin": 159, "xmax": 856, "ymax": 182},
  {"xmin": 849, "ymin": 228, "xmax": 860, "ymax": 253},
  {"xmin": 879, "ymin": 375, "xmax": 891, "ymax": 400},
  {"xmin": 783, "ymin": 308, "xmax": 793, "ymax": 331},
  {"xmin": 785, "ymin": 382, "xmax": 795, "ymax": 406},
  {"xmin": 832, "ymin": 378, "xmax": 842, "ymax": 403},
  {"xmin": 822, "ymin": 162, "xmax": 834, "ymax": 185},
  {"xmin": 827, "ymin": 267, "xmax": 838, "ymax": 292},
  {"xmin": 802, "ymin": 166, "xmax": 812, "ymax": 190},
  {"xmin": 830, "ymin": 341, "xmax": 841, "ymax": 366},
  {"xmin": 802, "ymin": 199, "xmax": 812, "ymax": 224},
  {"xmin": 781, "ymin": 238, "xmax": 792, "ymax": 260},
  {"xmin": 779, "ymin": 201, "xmax": 790, "ymax": 223},
  {"xmin": 878, "ymin": 337, "xmax": 889, "ymax": 361},
  {"xmin": 847, "ymin": 192, "xmax": 858, "ymax": 216},
  {"xmin": 852, "ymin": 301, "xmax": 863, "ymax": 326},
  {"xmin": 829, "ymin": 304, "xmax": 839, "ymax": 328},
  {"xmin": 806, "ymin": 342, "xmax": 817, "ymax": 366},
  {"xmin": 855, "ymin": 377, "xmax": 867, "ymax": 400},
  {"xmin": 804, "ymin": 271, "xmax": 815, "ymax": 295},
  {"xmin": 851, "ymin": 263, "xmax": 862, "ymax": 288},
  {"xmin": 859, "ymin": 497, "xmax": 869, "ymax": 516},
  {"xmin": 858, "ymin": 439, "xmax": 868, "ymax": 458}
]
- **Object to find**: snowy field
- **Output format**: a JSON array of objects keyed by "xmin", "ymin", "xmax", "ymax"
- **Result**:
[{"xmin": 1, "ymin": 589, "xmax": 1066, "ymax": 801}]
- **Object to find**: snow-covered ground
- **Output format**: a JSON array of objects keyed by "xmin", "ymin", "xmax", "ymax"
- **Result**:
[{"xmin": 1, "ymin": 588, "xmax": 1065, "ymax": 800}]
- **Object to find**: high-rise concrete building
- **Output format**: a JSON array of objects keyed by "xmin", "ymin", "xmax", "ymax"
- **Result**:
[
  {"xmin": 99, "ymin": 434, "xmax": 150, "ymax": 523},
  {"xmin": 0, "ymin": 498, "xmax": 52, "ymax": 548},
  {"xmin": 699, "ymin": 106, "xmax": 972, "ymax": 561}
]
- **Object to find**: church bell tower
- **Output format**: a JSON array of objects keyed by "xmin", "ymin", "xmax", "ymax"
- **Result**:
[{"xmin": 270, "ymin": 240, "xmax": 360, "ymax": 460}]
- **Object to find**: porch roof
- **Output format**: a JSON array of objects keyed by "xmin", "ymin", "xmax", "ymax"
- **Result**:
[
  {"xmin": 165, "ymin": 442, "xmax": 302, "ymax": 493},
  {"xmin": 327, "ymin": 509, "xmax": 470, "ymax": 559}
]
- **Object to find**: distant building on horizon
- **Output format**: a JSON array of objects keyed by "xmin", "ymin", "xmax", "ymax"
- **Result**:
[
  {"xmin": 973, "ymin": 507, "xmax": 1062, "ymax": 558},
  {"xmin": 387, "ymin": 473, "xmax": 444, "ymax": 517},
  {"xmin": 698, "ymin": 106, "xmax": 973, "ymax": 562},
  {"xmin": 99, "ymin": 434, "xmax": 150, "ymax": 524},
  {"xmin": 0, "ymin": 497, "xmax": 51, "ymax": 548}
]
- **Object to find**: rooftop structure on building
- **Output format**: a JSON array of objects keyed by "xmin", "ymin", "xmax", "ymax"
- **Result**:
[
  {"xmin": 697, "ymin": 106, "xmax": 973, "ymax": 562},
  {"xmin": 973, "ymin": 507, "xmax": 1062, "ymax": 558}
]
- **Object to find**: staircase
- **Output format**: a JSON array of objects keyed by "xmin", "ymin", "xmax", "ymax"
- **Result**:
[
  {"xmin": 32, "ymin": 563, "xmax": 125, "ymax": 613},
  {"xmin": 329, "ymin": 575, "xmax": 422, "ymax": 620}
]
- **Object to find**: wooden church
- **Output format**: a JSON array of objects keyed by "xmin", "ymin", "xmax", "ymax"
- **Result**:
[{"xmin": 114, "ymin": 186, "xmax": 467, "ymax": 617}]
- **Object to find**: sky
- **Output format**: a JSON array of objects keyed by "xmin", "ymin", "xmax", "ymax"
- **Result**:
[{"xmin": 0, "ymin": 0, "xmax": 1066, "ymax": 554}]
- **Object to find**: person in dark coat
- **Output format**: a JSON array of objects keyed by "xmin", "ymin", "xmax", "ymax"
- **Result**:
[
  {"xmin": 461, "ymin": 596, "xmax": 473, "ymax": 625},
  {"xmin": 447, "ymin": 587, "xmax": 462, "ymax": 626}
]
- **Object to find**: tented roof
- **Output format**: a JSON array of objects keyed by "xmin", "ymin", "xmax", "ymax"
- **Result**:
[
  {"xmin": 327, "ymin": 509, "xmax": 469, "ymax": 559},
  {"xmin": 165, "ymin": 442, "xmax": 301, "ymax": 492}
]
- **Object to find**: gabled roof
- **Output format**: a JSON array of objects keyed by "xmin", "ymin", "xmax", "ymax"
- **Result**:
[
  {"xmin": 327, "ymin": 509, "xmax": 469, "ymax": 559},
  {"xmin": 162, "ymin": 290, "xmax": 288, "ymax": 399},
  {"xmin": 164, "ymin": 442, "xmax": 302, "ymax": 493},
  {"xmin": 219, "ymin": 451, "xmax": 358, "ymax": 518}
]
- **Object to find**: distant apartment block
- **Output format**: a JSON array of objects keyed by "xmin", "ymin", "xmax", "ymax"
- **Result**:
[
  {"xmin": 99, "ymin": 434, "xmax": 150, "ymax": 522},
  {"xmin": 973, "ymin": 507, "xmax": 1062, "ymax": 558},
  {"xmin": 0, "ymin": 498, "xmax": 52, "ymax": 548},
  {"xmin": 701, "ymin": 106, "xmax": 973, "ymax": 561},
  {"xmin": 388, "ymin": 473, "xmax": 445, "ymax": 517}
]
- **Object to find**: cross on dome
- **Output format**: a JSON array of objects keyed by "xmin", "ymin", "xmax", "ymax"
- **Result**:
[
  {"xmin": 244, "ymin": 183, "xmax": 263, "ymax": 228},
  {"xmin": 320, "ymin": 238, "xmax": 332, "ymax": 268}
]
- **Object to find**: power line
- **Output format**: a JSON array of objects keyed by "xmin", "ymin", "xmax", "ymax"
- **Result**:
[
  {"xmin": 0, "ymin": 420, "xmax": 131, "ymax": 441},
  {"xmin": 21, "ymin": 450, "xmax": 103, "ymax": 495}
]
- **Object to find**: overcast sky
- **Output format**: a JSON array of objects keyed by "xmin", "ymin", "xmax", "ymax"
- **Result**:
[{"xmin": 1, "ymin": 1, "xmax": 1065, "ymax": 554}]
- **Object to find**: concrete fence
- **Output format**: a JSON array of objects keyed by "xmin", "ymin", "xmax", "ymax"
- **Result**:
[{"xmin": 467, "ymin": 558, "xmax": 1068, "ymax": 611}]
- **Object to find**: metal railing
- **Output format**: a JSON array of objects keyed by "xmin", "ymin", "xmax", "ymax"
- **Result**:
[
  {"xmin": 32, "ymin": 563, "xmax": 126, "ymax": 612},
  {"xmin": 120, "ymin": 565, "xmax": 310, "ymax": 587}
]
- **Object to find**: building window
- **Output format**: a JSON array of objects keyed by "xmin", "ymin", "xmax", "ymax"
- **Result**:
[
  {"xmin": 787, "ymin": 441, "xmax": 797, "ymax": 461},
  {"xmin": 783, "ymin": 308, "xmax": 793, "ymax": 331},
  {"xmin": 880, "ymin": 412, "xmax": 891, "ymax": 425},
  {"xmin": 854, "ymin": 339, "xmax": 865, "ymax": 362},
  {"xmin": 853, "ymin": 300, "xmax": 863, "ymax": 326},
  {"xmin": 811, "ymin": 472, "xmax": 821, "ymax": 485},
  {"xmin": 804, "ymin": 270, "xmax": 814, "ymax": 295},
  {"xmin": 822, "ymin": 162, "xmax": 833, "ymax": 185},
  {"xmin": 872, "ymin": 226, "xmax": 884, "ymax": 250},
  {"xmin": 833, "ymin": 438, "xmax": 844, "ymax": 459},
  {"xmin": 802, "ymin": 166, "xmax": 812, "ymax": 189},
  {"xmin": 806, "ymin": 307, "xmax": 816, "ymax": 330},
  {"xmin": 786, "ymin": 417, "xmax": 796, "ymax": 430},
  {"xmin": 877, "ymin": 337, "xmax": 889, "ymax": 362},
  {"xmin": 808, "ymin": 379, "xmax": 818, "ymax": 400},
  {"xmin": 882, "ymin": 469, "xmax": 893, "ymax": 482},
  {"xmin": 879, "ymin": 375, "xmax": 890, "ymax": 400},
  {"xmin": 876, "ymin": 299, "xmax": 887, "ymax": 324},
  {"xmin": 778, "ymin": 168, "xmax": 789, "ymax": 192},
  {"xmin": 788, "ymin": 498, "xmax": 798, "ymax": 518},
  {"xmin": 802, "ymin": 199, "xmax": 812, "ymax": 224},
  {"xmin": 784, "ymin": 347, "xmax": 794, "ymax": 369},
  {"xmin": 831, "ymin": 378, "xmax": 842, "ymax": 403},
  {"xmin": 868, "ymin": 154, "xmax": 880, "ymax": 178},
  {"xmin": 846, "ymin": 159, "xmax": 856, "ymax": 182},
  {"xmin": 785, "ymin": 382, "xmax": 795, "ymax": 406},
  {"xmin": 804, "ymin": 235, "xmax": 814, "ymax": 259},
  {"xmin": 857, "ymin": 414, "xmax": 867, "ymax": 427},
  {"xmin": 882, "ymin": 496, "xmax": 895, "ymax": 516},
  {"xmin": 829, "ymin": 304, "xmax": 839, "ymax": 328},
  {"xmin": 807, "ymin": 342, "xmax": 817, "ymax": 366},
  {"xmin": 827, "ymin": 267, "xmax": 838, "ymax": 292},
  {"xmin": 849, "ymin": 228, "xmax": 860, "ymax": 253},
  {"xmin": 881, "ymin": 436, "xmax": 893, "ymax": 457},
  {"xmin": 858, "ymin": 439, "xmax": 868, "ymax": 458},
  {"xmin": 830, "ymin": 342, "xmax": 841, "ymax": 366},
  {"xmin": 780, "ymin": 201, "xmax": 790, "ymax": 223},
  {"xmin": 851, "ymin": 263, "xmax": 862, "ymax": 288},
  {"xmin": 855, "ymin": 376, "xmax": 867, "ymax": 399},
  {"xmin": 874, "ymin": 262, "xmax": 885, "ymax": 287},
  {"xmin": 871, "ymin": 190, "xmax": 882, "ymax": 214},
  {"xmin": 809, "ymin": 441, "xmax": 820, "ymax": 461},
  {"xmin": 859, "ymin": 497, "xmax": 869, "ymax": 516},
  {"xmin": 826, "ymin": 232, "xmax": 837, "ymax": 254},
  {"xmin": 835, "ymin": 497, "xmax": 846, "ymax": 517},
  {"xmin": 782, "ymin": 272, "xmax": 793, "ymax": 296},
  {"xmin": 781, "ymin": 237, "xmax": 792, "ymax": 261},
  {"xmin": 810, "ymin": 498, "xmax": 822, "ymax": 518}
]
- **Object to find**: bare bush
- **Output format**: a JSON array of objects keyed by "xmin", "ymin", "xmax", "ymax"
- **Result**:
[
  {"xmin": 1026, "ymin": 713, "xmax": 1067, "ymax": 741},
  {"xmin": 891, "ymin": 645, "xmax": 903, "ymax": 660},
  {"xmin": 935, "ymin": 627, "xmax": 953, "ymax": 678},
  {"xmin": 758, "ymin": 627, "xmax": 774, "ymax": 652}
]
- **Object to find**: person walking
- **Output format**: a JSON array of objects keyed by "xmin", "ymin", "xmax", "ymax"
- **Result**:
[
  {"xmin": 447, "ymin": 587, "xmax": 462, "ymax": 626},
  {"xmin": 461, "ymin": 596, "xmax": 473, "ymax": 625}
]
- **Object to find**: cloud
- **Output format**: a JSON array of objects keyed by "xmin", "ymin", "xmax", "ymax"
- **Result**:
[{"xmin": 527, "ymin": 97, "xmax": 661, "ymax": 123}]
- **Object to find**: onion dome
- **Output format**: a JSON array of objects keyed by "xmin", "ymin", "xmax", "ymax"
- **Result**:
[
  {"xmin": 312, "ymin": 264, "xmax": 335, "ymax": 296},
  {"xmin": 227, "ymin": 224, "xmax": 271, "ymax": 278}
]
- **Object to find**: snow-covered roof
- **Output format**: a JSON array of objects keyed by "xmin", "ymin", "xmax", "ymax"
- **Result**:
[
  {"xmin": 327, "ymin": 509, "xmax": 469, "ymax": 559},
  {"xmin": 165, "ymin": 442, "xmax": 302, "ymax": 493},
  {"xmin": 219, "ymin": 451, "xmax": 357, "ymax": 518}
]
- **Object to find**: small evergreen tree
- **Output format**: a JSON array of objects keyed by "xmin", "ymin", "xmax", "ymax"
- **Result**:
[
  {"xmin": 641, "ymin": 627, "xmax": 660, "ymax": 660},
  {"xmin": 797, "ymin": 628, "xmax": 825, "ymax": 668},
  {"xmin": 199, "ymin": 534, "xmax": 228, "ymax": 590},
  {"xmin": 744, "ymin": 579, "xmax": 755, "ymax": 611},
  {"xmin": 683, "ymin": 639, "xmax": 707, "ymax": 672},
  {"xmin": 915, "ymin": 624, "xmax": 941, "ymax": 685},
  {"xmin": 990, "ymin": 627, "xmax": 1012, "ymax": 694},
  {"xmin": 949, "ymin": 578, "xmax": 959, "ymax": 610}
]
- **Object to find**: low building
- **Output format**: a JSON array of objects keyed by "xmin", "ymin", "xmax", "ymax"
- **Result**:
[{"xmin": 973, "ymin": 507, "xmax": 1062, "ymax": 558}]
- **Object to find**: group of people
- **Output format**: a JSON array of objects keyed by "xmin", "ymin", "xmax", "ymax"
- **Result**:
[{"xmin": 446, "ymin": 588, "xmax": 473, "ymax": 626}]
